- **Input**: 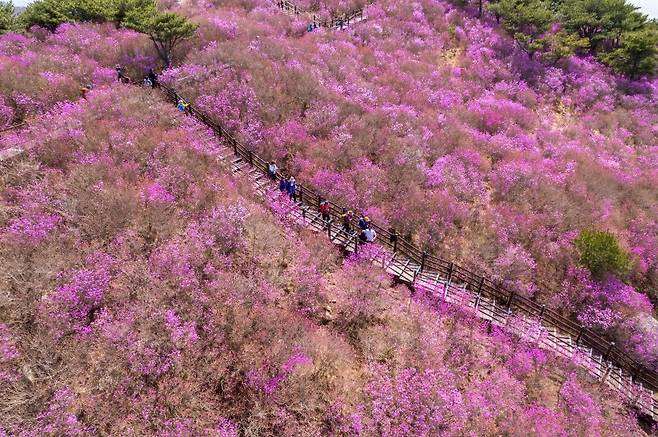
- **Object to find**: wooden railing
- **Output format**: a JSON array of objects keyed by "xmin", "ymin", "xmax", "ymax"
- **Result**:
[
  {"xmin": 158, "ymin": 83, "xmax": 658, "ymax": 417},
  {"xmin": 275, "ymin": 0, "xmax": 369, "ymax": 29},
  {"xmin": 0, "ymin": 122, "xmax": 26, "ymax": 134}
]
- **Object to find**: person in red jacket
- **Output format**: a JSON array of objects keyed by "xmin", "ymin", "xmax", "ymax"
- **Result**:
[{"xmin": 319, "ymin": 199, "xmax": 330, "ymax": 223}]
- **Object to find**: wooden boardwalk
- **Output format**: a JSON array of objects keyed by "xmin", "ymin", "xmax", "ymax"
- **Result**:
[{"xmin": 160, "ymin": 84, "xmax": 658, "ymax": 420}]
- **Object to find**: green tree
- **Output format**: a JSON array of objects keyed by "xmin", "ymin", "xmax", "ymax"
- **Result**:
[
  {"xmin": 559, "ymin": 0, "xmax": 646, "ymax": 53},
  {"xmin": 575, "ymin": 229, "xmax": 631, "ymax": 279},
  {"xmin": 20, "ymin": 0, "xmax": 68, "ymax": 31},
  {"xmin": 124, "ymin": 1, "xmax": 197, "ymax": 68},
  {"xmin": 488, "ymin": 0, "xmax": 555, "ymax": 59},
  {"xmin": 20, "ymin": 0, "xmax": 115, "ymax": 31},
  {"xmin": 0, "ymin": 1, "xmax": 16, "ymax": 34},
  {"xmin": 543, "ymin": 30, "xmax": 589, "ymax": 65},
  {"xmin": 598, "ymin": 29, "xmax": 658, "ymax": 78}
]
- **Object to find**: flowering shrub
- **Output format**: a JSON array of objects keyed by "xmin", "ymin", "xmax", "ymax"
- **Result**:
[
  {"xmin": 162, "ymin": 0, "xmax": 658, "ymax": 369},
  {"xmin": 0, "ymin": 1, "xmax": 654, "ymax": 434}
]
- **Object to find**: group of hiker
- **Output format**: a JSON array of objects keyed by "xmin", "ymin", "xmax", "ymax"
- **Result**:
[
  {"xmin": 106, "ymin": 68, "xmax": 376, "ymax": 247},
  {"xmin": 339, "ymin": 209, "xmax": 376, "ymax": 243},
  {"xmin": 114, "ymin": 65, "xmax": 159, "ymax": 87},
  {"xmin": 269, "ymin": 161, "xmax": 376, "ymax": 244},
  {"xmin": 82, "ymin": 65, "xmax": 161, "ymax": 99},
  {"xmin": 270, "ymin": 161, "xmax": 297, "ymax": 201}
]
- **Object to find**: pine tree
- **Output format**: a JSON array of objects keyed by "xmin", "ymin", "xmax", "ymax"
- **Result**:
[
  {"xmin": 488, "ymin": 0, "xmax": 554, "ymax": 59},
  {"xmin": 598, "ymin": 28, "xmax": 658, "ymax": 78},
  {"xmin": 123, "ymin": 1, "xmax": 197, "ymax": 68},
  {"xmin": 0, "ymin": 1, "xmax": 16, "ymax": 34}
]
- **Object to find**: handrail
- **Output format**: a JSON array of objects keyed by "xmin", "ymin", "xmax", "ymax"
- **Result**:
[
  {"xmin": 158, "ymin": 83, "xmax": 658, "ymax": 400},
  {"xmin": 0, "ymin": 122, "xmax": 26, "ymax": 134},
  {"xmin": 275, "ymin": 0, "xmax": 370, "ymax": 29}
]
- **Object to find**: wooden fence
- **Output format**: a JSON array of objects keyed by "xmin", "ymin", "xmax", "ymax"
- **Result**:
[
  {"xmin": 275, "ymin": 0, "xmax": 369, "ymax": 29},
  {"xmin": 158, "ymin": 82, "xmax": 658, "ymax": 418}
]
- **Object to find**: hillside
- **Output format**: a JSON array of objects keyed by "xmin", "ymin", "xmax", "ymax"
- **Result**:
[
  {"xmin": 164, "ymin": 0, "xmax": 658, "ymax": 370},
  {"xmin": 1, "ymin": 0, "xmax": 657, "ymax": 434}
]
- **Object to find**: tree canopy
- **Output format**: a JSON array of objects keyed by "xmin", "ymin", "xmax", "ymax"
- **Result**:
[
  {"xmin": 575, "ymin": 229, "xmax": 631, "ymax": 279},
  {"xmin": 18, "ymin": 0, "xmax": 197, "ymax": 68},
  {"xmin": 123, "ymin": 1, "xmax": 198, "ymax": 68},
  {"xmin": 0, "ymin": 1, "xmax": 17, "ymax": 34},
  {"xmin": 485, "ymin": 0, "xmax": 657, "ymax": 77}
]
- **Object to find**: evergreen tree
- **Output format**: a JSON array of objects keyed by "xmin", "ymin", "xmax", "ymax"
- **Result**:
[
  {"xmin": 0, "ymin": 1, "xmax": 16, "ymax": 34},
  {"xmin": 488, "ymin": 0, "xmax": 555, "ymax": 59},
  {"xmin": 559, "ymin": 0, "xmax": 646, "ymax": 53},
  {"xmin": 123, "ymin": 1, "xmax": 197, "ymax": 68},
  {"xmin": 20, "ymin": 0, "xmax": 69, "ymax": 31},
  {"xmin": 20, "ymin": 0, "xmax": 115, "ymax": 31},
  {"xmin": 599, "ymin": 28, "xmax": 658, "ymax": 78}
]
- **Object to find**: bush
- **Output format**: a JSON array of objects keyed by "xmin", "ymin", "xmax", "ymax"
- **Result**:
[{"xmin": 575, "ymin": 229, "xmax": 631, "ymax": 278}]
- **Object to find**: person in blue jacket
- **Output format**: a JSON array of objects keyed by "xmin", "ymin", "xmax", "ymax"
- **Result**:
[
  {"xmin": 279, "ymin": 175, "xmax": 289, "ymax": 192},
  {"xmin": 358, "ymin": 214, "xmax": 369, "ymax": 231},
  {"xmin": 287, "ymin": 176, "xmax": 297, "ymax": 201}
]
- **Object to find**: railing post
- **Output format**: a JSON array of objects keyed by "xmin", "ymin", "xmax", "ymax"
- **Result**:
[
  {"xmin": 302, "ymin": 208, "xmax": 306, "ymax": 225},
  {"xmin": 633, "ymin": 363, "xmax": 642, "ymax": 380},
  {"xmin": 575, "ymin": 326, "xmax": 584, "ymax": 346},
  {"xmin": 248, "ymin": 150, "xmax": 253, "ymax": 165},
  {"xmin": 327, "ymin": 220, "xmax": 332, "ymax": 239},
  {"xmin": 390, "ymin": 228, "xmax": 398, "ymax": 253},
  {"xmin": 298, "ymin": 188, "xmax": 303, "ymax": 204},
  {"xmin": 477, "ymin": 276, "xmax": 484, "ymax": 294},
  {"xmin": 506, "ymin": 291, "xmax": 515, "ymax": 311},
  {"xmin": 604, "ymin": 342, "xmax": 615, "ymax": 361},
  {"xmin": 539, "ymin": 305, "xmax": 546, "ymax": 321},
  {"xmin": 443, "ymin": 263, "xmax": 453, "ymax": 300},
  {"xmin": 474, "ymin": 291, "xmax": 482, "ymax": 312},
  {"xmin": 420, "ymin": 251, "xmax": 427, "ymax": 272},
  {"xmin": 600, "ymin": 363, "xmax": 613, "ymax": 385}
]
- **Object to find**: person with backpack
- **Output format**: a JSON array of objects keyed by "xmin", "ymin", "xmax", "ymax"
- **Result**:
[
  {"xmin": 319, "ymin": 199, "xmax": 331, "ymax": 223},
  {"xmin": 287, "ymin": 176, "xmax": 297, "ymax": 201},
  {"xmin": 279, "ymin": 175, "xmax": 289, "ymax": 193},
  {"xmin": 362, "ymin": 226, "xmax": 376, "ymax": 243},
  {"xmin": 147, "ymin": 68, "xmax": 158, "ymax": 88},
  {"xmin": 177, "ymin": 99, "xmax": 189, "ymax": 112},
  {"xmin": 268, "ymin": 161, "xmax": 278, "ymax": 180},
  {"xmin": 358, "ymin": 214, "xmax": 369, "ymax": 231},
  {"xmin": 341, "ymin": 209, "xmax": 354, "ymax": 234}
]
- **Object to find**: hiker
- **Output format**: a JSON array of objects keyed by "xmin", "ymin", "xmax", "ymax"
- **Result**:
[
  {"xmin": 358, "ymin": 214, "xmax": 371, "ymax": 231},
  {"xmin": 116, "ymin": 65, "xmax": 129, "ymax": 83},
  {"xmin": 341, "ymin": 209, "xmax": 354, "ymax": 233},
  {"xmin": 319, "ymin": 199, "xmax": 331, "ymax": 223},
  {"xmin": 177, "ymin": 99, "xmax": 189, "ymax": 112},
  {"xmin": 267, "ymin": 161, "xmax": 278, "ymax": 180},
  {"xmin": 279, "ymin": 175, "xmax": 289, "ymax": 192},
  {"xmin": 143, "ymin": 77, "xmax": 153, "ymax": 88},
  {"xmin": 361, "ymin": 226, "xmax": 376, "ymax": 243},
  {"xmin": 287, "ymin": 176, "xmax": 297, "ymax": 201},
  {"xmin": 359, "ymin": 227, "xmax": 377, "ymax": 243},
  {"xmin": 147, "ymin": 68, "xmax": 158, "ymax": 88},
  {"xmin": 80, "ymin": 85, "xmax": 90, "ymax": 100}
]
